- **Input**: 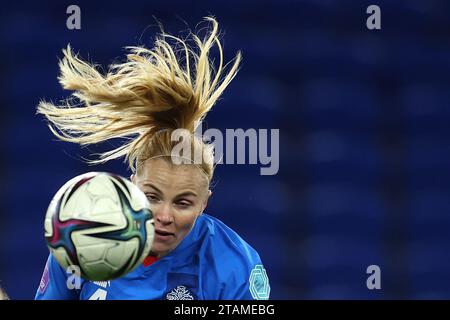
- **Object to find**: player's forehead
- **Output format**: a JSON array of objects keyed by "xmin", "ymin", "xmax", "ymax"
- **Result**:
[{"xmin": 138, "ymin": 158, "xmax": 207, "ymax": 194}]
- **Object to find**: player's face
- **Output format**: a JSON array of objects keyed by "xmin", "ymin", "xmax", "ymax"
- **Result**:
[{"xmin": 132, "ymin": 158, "xmax": 211, "ymax": 258}]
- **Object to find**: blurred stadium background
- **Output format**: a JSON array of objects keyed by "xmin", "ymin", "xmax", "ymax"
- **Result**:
[{"xmin": 1, "ymin": 0, "xmax": 450, "ymax": 299}]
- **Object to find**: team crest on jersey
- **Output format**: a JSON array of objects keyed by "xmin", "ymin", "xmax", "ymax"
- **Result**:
[
  {"xmin": 166, "ymin": 285, "xmax": 194, "ymax": 300},
  {"xmin": 165, "ymin": 273, "xmax": 198, "ymax": 300},
  {"xmin": 249, "ymin": 265, "xmax": 270, "ymax": 300}
]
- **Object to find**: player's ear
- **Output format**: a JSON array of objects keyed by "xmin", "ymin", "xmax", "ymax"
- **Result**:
[
  {"xmin": 130, "ymin": 174, "xmax": 136, "ymax": 184},
  {"xmin": 201, "ymin": 190, "xmax": 212, "ymax": 212}
]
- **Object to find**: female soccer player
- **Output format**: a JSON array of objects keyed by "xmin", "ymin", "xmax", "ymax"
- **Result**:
[{"xmin": 27, "ymin": 17, "xmax": 270, "ymax": 300}]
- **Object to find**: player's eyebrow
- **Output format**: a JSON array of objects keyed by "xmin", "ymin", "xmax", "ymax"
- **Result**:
[
  {"xmin": 174, "ymin": 191, "xmax": 198, "ymax": 198},
  {"xmin": 142, "ymin": 183, "xmax": 198, "ymax": 198},
  {"xmin": 142, "ymin": 183, "xmax": 163, "ymax": 194}
]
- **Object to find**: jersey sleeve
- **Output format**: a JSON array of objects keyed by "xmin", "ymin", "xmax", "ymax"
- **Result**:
[
  {"xmin": 198, "ymin": 215, "xmax": 271, "ymax": 300},
  {"xmin": 220, "ymin": 255, "xmax": 271, "ymax": 300},
  {"xmin": 203, "ymin": 242, "xmax": 271, "ymax": 300},
  {"xmin": 34, "ymin": 254, "xmax": 80, "ymax": 300}
]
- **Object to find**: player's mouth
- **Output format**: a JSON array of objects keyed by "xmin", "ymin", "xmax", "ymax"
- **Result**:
[{"xmin": 154, "ymin": 229, "xmax": 175, "ymax": 241}]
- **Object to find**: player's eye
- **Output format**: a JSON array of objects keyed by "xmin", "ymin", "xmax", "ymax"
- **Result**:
[
  {"xmin": 175, "ymin": 200, "xmax": 192, "ymax": 208},
  {"xmin": 146, "ymin": 194, "xmax": 160, "ymax": 203}
]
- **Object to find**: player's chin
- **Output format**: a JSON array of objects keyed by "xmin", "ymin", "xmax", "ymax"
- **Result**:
[
  {"xmin": 151, "ymin": 238, "xmax": 175, "ymax": 253},
  {"xmin": 150, "ymin": 245, "xmax": 172, "ymax": 258}
]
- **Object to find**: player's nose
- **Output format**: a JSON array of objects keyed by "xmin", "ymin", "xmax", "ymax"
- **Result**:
[{"xmin": 154, "ymin": 202, "xmax": 174, "ymax": 225}]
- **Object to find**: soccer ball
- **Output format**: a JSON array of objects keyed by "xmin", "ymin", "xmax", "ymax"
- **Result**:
[{"xmin": 44, "ymin": 172, "xmax": 154, "ymax": 281}]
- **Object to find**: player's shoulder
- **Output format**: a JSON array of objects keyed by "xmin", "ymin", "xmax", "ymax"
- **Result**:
[
  {"xmin": 197, "ymin": 213, "xmax": 262, "ymax": 269},
  {"xmin": 195, "ymin": 214, "xmax": 270, "ymax": 299}
]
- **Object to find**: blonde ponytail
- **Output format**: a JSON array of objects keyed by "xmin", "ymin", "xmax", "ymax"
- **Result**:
[{"xmin": 37, "ymin": 17, "xmax": 241, "ymax": 180}]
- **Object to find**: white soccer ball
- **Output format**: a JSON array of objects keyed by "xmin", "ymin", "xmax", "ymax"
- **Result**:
[{"xmin": 44, "ymin": 172, "xmax": 154, "ymax": 281}]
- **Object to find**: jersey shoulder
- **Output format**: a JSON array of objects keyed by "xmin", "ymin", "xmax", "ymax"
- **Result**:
[
  {"xmin": 196, "ymin": 214, "xmax": 270, "ymax": 299},
  {"xmin": 199, "ymin": 213, "xmax": 262, "ymax": 265}
]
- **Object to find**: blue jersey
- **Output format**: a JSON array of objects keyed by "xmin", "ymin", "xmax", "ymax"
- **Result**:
[{"xmin": 35, "ymin": 214, "xmax": 270, "ymax": 300}]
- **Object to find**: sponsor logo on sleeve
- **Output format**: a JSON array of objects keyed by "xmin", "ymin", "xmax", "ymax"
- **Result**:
[
  {"xmin": 249, "ymin": 265, "xmax": 270, "ymax": 300},
  {"xmin": 38, "ymin": 260, "xmax": 50, "ymax": 294}
]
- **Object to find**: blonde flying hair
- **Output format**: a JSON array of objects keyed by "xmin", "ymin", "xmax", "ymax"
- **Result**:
[{"xmin": 37, "ymin": 17, "xmax": 241, "ymax": 183}]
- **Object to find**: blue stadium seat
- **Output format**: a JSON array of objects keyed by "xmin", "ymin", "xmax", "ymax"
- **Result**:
[
  {"xmin": 301, "ymin": 235, "xmax": 384, "ymax": 299},
  {"xmin": 401, "ymin": 84, "xmax": 450, "ymax": 137},
  {"xmin": 407, "ymin": 240, "xmax": 450, "ymax": 299},
  {"xmin": 299, "ymin": 80, "xmax": 380, "ymax": 133},
  {"xmin": 303, "ymin": 131, "xmax": 382, "ymax": 185},
  {"xmin": 407, "ymin": 190, "xmax": 450, "ymax": 241},
  {"xmin": 209, "ymin": 177, "xmax": 287, "ymax": 233},
  {"xmin": 405, "ymin": 136, "xmax": 450, "ymax": 190}
]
